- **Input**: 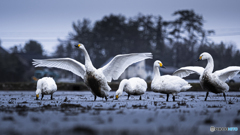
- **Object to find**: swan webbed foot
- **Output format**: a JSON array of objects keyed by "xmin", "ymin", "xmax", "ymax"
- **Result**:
[
  {"xmin": 166, "ymin": 94, "xmax": 169, "ymax": 102},
  {"xmin": 223, "ymin": 93, "xmax": 226, "ymax": 101},
  {"xmin": 205, "ymin": 92, "xmax": 209, "ymax": 101},
  {"xmin": 172, "ymin": 96, "xmax": 175, "ymax": 101},
  {"xmin": 41, "ymin": 94, "xmax": 44, "ymax": 100},
  {"xmin": 139, "ymin": 96, "xmax": 142, "ymax": 100},
  {"xmin": 127, "ymin": 94, "xmax": 130, "ymax": 100},
  {"xmin": 94, "ymin": 95, "xmax": 97, "ymax": 101}
]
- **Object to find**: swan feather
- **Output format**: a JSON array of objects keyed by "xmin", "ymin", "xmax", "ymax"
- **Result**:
[
  {"xmin": 99, "ymin": 53, "xmax": 152, "ymax": 82},
  {"xmin": 213, "ymin": 66, "xmax": 240, "ymax": 82},
  {"xmin": 173, "ymin": 66, "xmax": 204, "ymax": 78},
  {"xmin": 33, "ymin": 58, "xmax": 86, "ymax": 79},
  {"xmin": 152, "ymin": 75, "xmax": 191, "ymax": 94}
]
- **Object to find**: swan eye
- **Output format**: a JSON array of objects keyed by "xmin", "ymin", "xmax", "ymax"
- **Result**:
[
  {"xmin": 199, "ymin": 56, "xmax": 203, "ymax": 60},
  {"xmin": 159, "ymin": 63, "xmax": 163, "ymax": 67},
  {"xmin": 78, "ymin": 44, "xmax": 81, "ymax": 47}
]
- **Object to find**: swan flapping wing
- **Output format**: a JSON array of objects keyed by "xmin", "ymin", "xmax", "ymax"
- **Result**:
[
  {"xmin": 33, "ymin": 58, "xmax": 86, "ymax": 79},
  {"xmin": 173, "ymin": 66, "xmax": 204, "ymax": 78},
  {"xmin": 99, "ymin": 53, "xmax": 152, "ymax": 82},
  {"xmin": 213, "ymin": 66, "xmax": 240, "ymax": 82}
]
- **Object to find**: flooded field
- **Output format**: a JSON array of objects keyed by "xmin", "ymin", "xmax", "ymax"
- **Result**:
[{"xmin": 0, "ymin": 91, "xmax": 239, "ymax": 135}]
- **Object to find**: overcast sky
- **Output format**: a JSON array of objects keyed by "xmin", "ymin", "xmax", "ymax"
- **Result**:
[{"xmin": 0, "ymin": 0, "xmax": 240, "ymax": 55}]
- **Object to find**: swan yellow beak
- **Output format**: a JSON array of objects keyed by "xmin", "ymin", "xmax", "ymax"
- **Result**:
[
  {"xmin": 198, "ymin": 56, "xmax": 203, "ymax": 61},
  {"xmin": 159, "ymin": 63, "xmax": 166, "ymax": 68},
  {"xmin": 74, "ymin": 44, "xmax": 82, "ymax": 48},
  {"xmin": 116, "ymin": 95, "xmax": 119, "ymax": 100},
  {"xmin": 159, "ymin": 63, "xmax": 163, "ymax": 67},
  {"xmin": 36, "ymin": 94, "xmax": 39, "ymax": 100}
]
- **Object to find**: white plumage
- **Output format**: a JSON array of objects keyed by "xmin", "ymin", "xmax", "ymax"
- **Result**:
[
  {"xmin": 173, "ymin": 52, "xmax": 240, "ymax": 101},
  {"xmin": 33, "ymin": 43, "xmax": 152, "ymax": 101},
  {"xmin": 35, "ymin": 77, "xmax": 57, "ymax": 100},
  {"xmin": 151, "ymin": 60, "xmax": 191, "ymax": 101},
  {"xmin": 115, "ymin": 77, "xmax": 147, "ymax": 100}
]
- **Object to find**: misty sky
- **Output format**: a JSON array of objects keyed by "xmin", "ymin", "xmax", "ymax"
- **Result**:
[{"xmin": 0, "ymin": 0, "xmax": 240, "ymax": 55}]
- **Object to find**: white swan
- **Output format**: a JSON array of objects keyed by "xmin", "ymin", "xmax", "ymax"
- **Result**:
[
  {"xmin": 33, "ymin": 43, "xmax": 152, "ymax": 101},
  {"xmin": 115, "ymin": 77, "xmax": 147, "ymax": 100},
  {"xmin": 36, "ymin": 77, "xmax": 57, "ymax": 100},
  {"xmin": 173, "ymin": 52, "xmax": 240, "ymax": 101},
  {"xmin": 151, "ymin": 60, "xmax": 192, "ymax": 101}
]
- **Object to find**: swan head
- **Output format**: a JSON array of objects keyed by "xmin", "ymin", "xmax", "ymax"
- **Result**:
[
  {"xmin": 154, "ymin": 60, "xmax": 165, "ymax": 68},
  {"xmin": 115, "ymin": 90, "xmax": 123, "ymax": 100},
  {"xmin": 115, "ymin": 79, "xmax": 128, "ymax": 100},
  {"xmin": 74, "ymin": 43, "xmax": 85, "ymax": 50},
  {"xmin": 36, "ymin": 89, "xmax": 41, "ymax": 100},
  {"xmin": 198, "ymin": 52, "xmax": 212, "ymax": 61}
]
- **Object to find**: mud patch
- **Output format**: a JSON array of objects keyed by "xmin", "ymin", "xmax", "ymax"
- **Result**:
[
  {"xmin": 0, "ymin": 91, "xmax": 239, "ymax": 135},
  {"xmin": 71, "ymin": 125, "xmax": 96, "ymax": 135}
]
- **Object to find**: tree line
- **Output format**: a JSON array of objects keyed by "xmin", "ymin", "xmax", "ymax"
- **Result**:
[
  {"xmin": 1, "ymin": 9, "xmax": 240, "ymax": 82},
  {"xmin": 54, "ymin": 10, "xmax": 233, "ymax": 69}
]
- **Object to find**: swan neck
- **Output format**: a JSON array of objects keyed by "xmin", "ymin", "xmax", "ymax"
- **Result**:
[
  {"xmin": 118, "ymin": 79, "xmax": 127, "ymax": 92},
  {"xmin": 153, "ymin": 66, "xmax": 161, "ymax": 79},
  {"xmin": 36, "ymin": 89, "xmax": 41, "ymax": 94},
  {"xmin": 205, "ymin": 56, "xmax": 214, "ymax": 73},
  {"xmin": 82, "ymin": 47, "xmax": 94, "ymax": 69},
  {"xmin": 116, "ymin": 79, "xmax": 127, "ymax": 95}
]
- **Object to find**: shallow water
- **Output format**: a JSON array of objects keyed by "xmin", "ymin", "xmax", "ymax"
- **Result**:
[{"xmin": 0, "ymin": 91, "xmax": 239, "ymax": 135}]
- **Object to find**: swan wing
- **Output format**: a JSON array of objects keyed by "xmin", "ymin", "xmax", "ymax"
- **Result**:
[
  {"xmin": 99, "ymin": 53, "xmax": 152, "ymax": 82},
  {"xmin": 32, "ymin": 58, "xmax": 86, "ymax": 79},
  {"xmin": 173, "ymin": 66, "xmax": 204, "ymax": 78},
  {"xmin": 213, "ymin": 66, "xmax": 240, "ymax": 82}
]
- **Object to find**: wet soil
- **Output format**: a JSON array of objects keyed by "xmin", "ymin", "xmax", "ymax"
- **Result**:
[{"xmin": 0, "ymin": 91, "xmax": 239, "ymax": 135}]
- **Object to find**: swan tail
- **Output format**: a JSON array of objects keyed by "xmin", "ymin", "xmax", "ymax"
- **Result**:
[{"xmin": 181, "ymin": 84, "xmax": 192, "ymax": 92}]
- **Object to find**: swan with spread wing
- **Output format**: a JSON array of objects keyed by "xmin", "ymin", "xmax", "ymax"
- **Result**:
[
  {"xmin": 33, "ymin": 43, "xmax": 152, "ymax": 101},
  {"xmin": 173, "ymin": 52, "xmax": 240, "ymax": 101}
]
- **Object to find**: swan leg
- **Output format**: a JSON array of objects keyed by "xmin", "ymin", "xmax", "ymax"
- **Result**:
[
  {"xmin": 41, "ymin": 94, "xmax": 44, "ymax": 100},
  {"xmin": 105, "ymin": 96, "xmax": 108, "ymax": 101},
  {"xmin": 205, "ymin": 92, "xmax": 209, "ymax": 101},
  {"xmin": 51, "ymin": 94, "xmax": 53, "ymax": 100},
  {"xmin": 94, "ymin": 95, "xmax": 97, "ymax": 101},
  {"xmin": 166, "ymin": 94, "xmax": 169, "ymax": 102},
  {"xmin": 172, "ymin": 96, "xmax": 175, "ymax": 101},
  {"xmin": 139, "ymin": 96, "xmax": 142, "ymax": 100},
  {"xmin": 223, "ymin": 93, "xmax": 226, "ymax": 101},
  {"xmin": 127, "ymin": 94, "xmax": 130, "ymax": 100}
]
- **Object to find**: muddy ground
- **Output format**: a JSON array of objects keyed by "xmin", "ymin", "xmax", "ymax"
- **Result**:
[{"xmin": 0, "ymin": 91, "xmax": 239, "ymax": 135}]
